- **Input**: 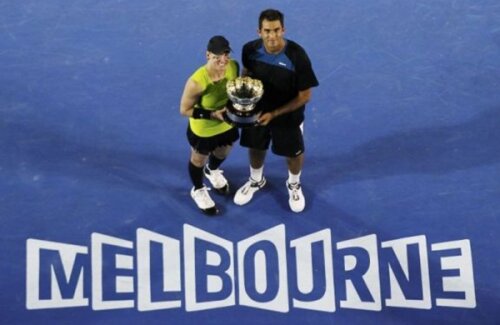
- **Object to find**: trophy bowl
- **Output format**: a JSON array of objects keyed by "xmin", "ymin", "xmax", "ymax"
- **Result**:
[{"xmin": 224, "ymin": 76, "xmax": 264, "ymax": 127}]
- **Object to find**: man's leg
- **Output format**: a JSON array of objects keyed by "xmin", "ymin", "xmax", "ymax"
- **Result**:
[
  {"xmin": 234, "ymin": 126, "xmax": 269, "ymax": 206},
  {"xmin": 286, "ymin": 153, "xmax": 304, "ymax": 175},
  {"xmin": 249, "ymin": 148, "xmax": 267, "ymax": 181},
  {"xmin": 234, "ymin": 148, "xmax": 268, "ymax": 206},
  {"xmin": 286, "ymin": 153, "xmax": 305, "ymax": 213}
]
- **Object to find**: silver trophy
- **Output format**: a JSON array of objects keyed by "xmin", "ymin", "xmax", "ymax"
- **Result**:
[{"xmin": 224, "ymin": 76, "xmax": 264, "ymax": 127}]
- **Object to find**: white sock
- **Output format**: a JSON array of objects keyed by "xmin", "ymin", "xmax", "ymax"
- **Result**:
[
  {"xmin": 250, "ymin": 166, "xmax": 264, "ymax": 182},
  {"xmin": 288, "ymin": 171, "xmax": 301, "ymax": 184}
]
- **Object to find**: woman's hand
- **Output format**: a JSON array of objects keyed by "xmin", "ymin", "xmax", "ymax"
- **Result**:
[{"xmin": 211, "ymin": 107, "xmax": 227, "ymax": 121}]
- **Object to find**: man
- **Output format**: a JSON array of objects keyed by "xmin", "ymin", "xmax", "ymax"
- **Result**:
[
  {"xmin": 234, "ymin": 9, "xmax": 319, "ymax": 213},
  {"xmin": 180, "ymin": 35, "xmax": 240, "ymax": 215}
]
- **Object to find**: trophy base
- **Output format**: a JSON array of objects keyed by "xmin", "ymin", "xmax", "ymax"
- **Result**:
[{"xmin": 223, "ymin": 110, "xmax": 259, "ymax": 128}]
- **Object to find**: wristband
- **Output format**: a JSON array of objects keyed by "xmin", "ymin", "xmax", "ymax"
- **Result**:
[{"xmin": 192, "ymin": 108, "xmax": 212, "ymax": 119}]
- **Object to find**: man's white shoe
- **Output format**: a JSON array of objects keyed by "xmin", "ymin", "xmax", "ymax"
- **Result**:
[
  {"xmin": 234, "ymin": 177, "xmax": 266, "ymax": 206},
  {"xmin": 287, "ymin": 181, "xmax": 305, "ymax": 213},
  {"xmin": 190, "ymin": 186, "xmax": 218, "ymax": 215},
  {"xmin": 204, "ymin": 167, "xmax": 229, "ymax": 194}
]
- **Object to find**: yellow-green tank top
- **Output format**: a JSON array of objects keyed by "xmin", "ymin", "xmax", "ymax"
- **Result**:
[{"xmin": 189, "ymin": 59, "xmax": 239, "ymax": 137}]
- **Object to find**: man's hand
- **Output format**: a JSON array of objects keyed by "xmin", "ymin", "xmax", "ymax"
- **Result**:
[{"xmin": 257, "ymin": 111, "xmax": 275, "ymax": 126}]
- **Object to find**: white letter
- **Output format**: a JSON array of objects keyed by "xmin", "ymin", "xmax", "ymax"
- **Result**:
[
  {"xmin": 238, "ymin": 224, "xmax": 289, "ymax": 313},
  {"xmin": 26, "ymin": 239, "xmax": 88, "ymax": 309},
  {"xmin": 382, "ymin": 235, "xmax": 431, "ymax": 309},
  {"xmin": 432, "ymin": 239, "xmax": 476, "ymax": 308},
  {"xmin": 91, "ymin": 233, "xmax": 134, "ymax": 310},
  {"xmin": 337, "ymin": 234, "xmax": 381, "ymax": 311},
  {"xmin": 183, "ymin": 224, "xmax": 235, "ymax": 311},
  {"xmin": 137, "ymin": 228, "xmax": 181, "ymax": 311},
  {"xmin": 290, "ymin": 229, "xmax": 335, "ymax": 312}
]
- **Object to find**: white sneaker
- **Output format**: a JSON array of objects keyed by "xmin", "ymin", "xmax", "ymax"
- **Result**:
[
  {"xmin": 204, "ymin": 167, "xmax": 229, "ymax": 194},
  {"xmin": 287, "ymin": 181, "xmax": 305, "ymax": 213},
  {"xmin": 190, "ymin": 186, "xmax": 218, "ymax": 215},
  {"xmin": 234, "ymin": 177, "xmax": 266, "ymax": 206}
]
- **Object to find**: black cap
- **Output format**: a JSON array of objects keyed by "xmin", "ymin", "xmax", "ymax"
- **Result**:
[{"xmin": 207, "ymin": 35, "xmax": 231, "ymax": 55}]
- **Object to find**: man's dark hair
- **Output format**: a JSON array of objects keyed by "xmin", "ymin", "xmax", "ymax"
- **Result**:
[{"xmin": 259, "ymin": 9, "xmax": 284, "ymax": 29}]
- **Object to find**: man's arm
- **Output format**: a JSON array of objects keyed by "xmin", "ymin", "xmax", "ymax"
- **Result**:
[
  {"xmin": 241, "ymin": 67, "xmax": 250, "ymax": 77},
  {"xmin": 258, "ymin": 88, "xmax": 312, "ymax": 126}
]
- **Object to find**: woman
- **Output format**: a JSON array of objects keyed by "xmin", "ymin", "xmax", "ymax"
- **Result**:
[{"xmin": 180, "ymin": 35, "xmax": 239, "ymax": 215}]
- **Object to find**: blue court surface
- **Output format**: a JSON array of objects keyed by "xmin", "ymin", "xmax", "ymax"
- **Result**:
[{"xmin": 1, "ymin": 1, "xmax": 500, "ymax": 324}]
